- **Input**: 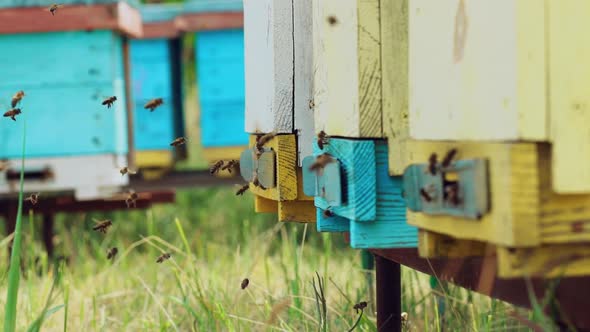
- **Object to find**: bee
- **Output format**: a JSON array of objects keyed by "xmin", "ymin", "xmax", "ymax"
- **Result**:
[
  {"xmin": 221, "ymin": 160, "xmax": 238, "ymax": 173},
  {"xmin": 419, "ymin": 188, "xmax": 432, "ymax": 202},
  {"xmin": 353, "ymin": 301, "xmax": 368, "ymax": 314},
  {"xmin": 308, "ymin": 154, "xmax": 335, "ymax": 173},
  {"xmin": 24, "ymin": 192, "xmax": 40, "ymax": 205},
  {"xmin": 327, "ymin": 16, "xmax": 338, "ymax": 25},
  {"xmin": 241, "ymin": 278, "xmax": 250, "ymax": 290},
  {"xmin": 170, "ymin": 137, "xmax": 187, "ymax": 147},
  {"xmin": 107, "ymin": 247, "xmax": 118, "ymax": 260},
  {"xmin": 92, "ymin": 219, "xmax": 113, "ymax": 234},
  {"xmin": 11, "ymin": 91, "xmax": 25, "ymax": 108},
  {"xmin": 3, "ymin": 108, "xmax": 22, "ymax": 121},
  {"xmin": 144, "ymin": 98, "xmax": 164, "ymax": 112},
  {"xmin": 401, "ymin": 312, "xmax": 408, "ymax": 323},
  {"xmin": 102, "ymin": 96, "xmax": 117, "ymax": 108},
  {"xmin": 252, "ymin": 175, "xmax": 267, "ymax": 190},
  {"xmin": 428, "ymin": 153, "xmax": 438, "ymax": 175},
  {"xmin": 156, "ymin": 253, "xmax": 171, "ymax": 263},
  {"xmin": 254, "ymin": 132, "xmax": 277, "ymax": 157},
  {"xmin": 119, "ymin": 166, "xmax": 137, "ymax": 176},
  {"xmin": 209, "ymin": 160, "xmax": 224, "ymax": 174},
  {"xmin": 322, "ymin": 209, "xmax": 334, "ymax": 218},
  {"xmin": 441, "ymin": 148, "xmax": 458, "ymax": 168},
  {"xmin": 125, "ymin": 190, "xmax": 139, "ymax": 208},
  {"xmin": 236, "ymin": 184, "xmax": 249, "ymax": 196},
  {"xmin": 309, "ymin": 99, "xmax": 315, "ymax": 109},
  {"xmin": 444, "ymin": 183, "xmax": 460, "ymax": 205},
  {"xmin": 48, "ymin": 4, "xmax": 63, "ymax": 16},
  {"xmin": 317, "ymin": 131, "xmax": 329, "ymax": 150}
]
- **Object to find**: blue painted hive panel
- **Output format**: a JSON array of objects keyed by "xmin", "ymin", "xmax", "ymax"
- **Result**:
[
  {"xmin": 130, "ymin": 39, "xmax": 175, "ymax": 151},
  {"xmin": 195, "ymin": 29, "xmax": 247, "ymax": 148},
  {"xmin": 0, "ymin": 30, "xmax": 127, "ymax": 158}
]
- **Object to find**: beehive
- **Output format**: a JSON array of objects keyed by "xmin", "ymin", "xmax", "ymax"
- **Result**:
[{"xmin": 0, "ymin": 0, "xmax": 142, "ymax": 200}]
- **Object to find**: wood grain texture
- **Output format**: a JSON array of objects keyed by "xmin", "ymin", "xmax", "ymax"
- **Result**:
[
  {"xmin": 403, "ymin": 141, "xmax": 540, "ymax": 247},
  {"xmin": 0, "ymin": 154, "xmax": 127, "ymax": 200},
  {"xmin": 497, "ymin": 244, "xmax": 590, "ymax": 278},
  {"xmin": 248, "ymin": 135, "xmax": 298, "ymax": 201},
  {"xmin": 293, "ymin": 0, "xmax": 315, "ymax": 166},
  {"xmin": 408, "ymin": 0, "xmax": 546, "ymax": 141},
  {"xmin": 316, "ymin": 208, "xmax": 350, "ymax": 232},
  {"xmin": 175, "ymin": 12, "xmax": 243, "ymax": 32},
  {"xmin": 0, "ymin": 2, "xmax": 142, "ymax": 37},
  {"xmin": 349, "ymin": 141, "xmax": 417, "ymax": 249},
  {"xmin": 255, "ymin": 195, "xmax": 278, "ymax": 213},
  {"xmin": 381, "ymin": 0, "xmax": 409, "ymax": 175},
  {"xmin": 314, "ymin": 139, "xmax": 377, "ymax": 221},
  {"xmin": 418, "ymin": 229, "xmax": 486, "ymax": 258},
  {"xmin": 278, "ymin": 200, "xmax": 316, "ymax": 223},
  {"xmin": 243, "ymin": 0, "xmax": 293, "ymax": 134},
  {"xmin": 313, "ymin": 0, "xmax": 382, "ymax": 138},
  {"xmin": 548, "ymin": 0, "xmax": 590, "ymax": 193}
]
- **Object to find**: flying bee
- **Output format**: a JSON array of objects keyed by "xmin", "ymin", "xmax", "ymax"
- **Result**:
[
  {"xmin": 236, "ymin": 184, "xmax": 249, "ymax": 196},
  {"xmin": 221, "ymin": 160, "xmax": 238, "ymax": 173},
  {"xmin": 419, "ymin": 188, "xmax": 432, "ymax": 202},
  {"xmin": 11, "ymin": 91, "xmax": 25, "ymax": 108},
  {"xmin": 317, "ymin": 130, "xmax": 329, "ymax": 150},
  {"xmin": 428, "ymin": 153, "xmax": 438, "ymax": 175},
  {"xmin": 441, "ymin": 148, "xmax": 458, "ymax": 168},
  {"xmin": 209, "ymin": 160, "xmax": 224, "ymax": 174},
  {"xmin": 48, "ymin": 4, "xmax": 63, "ymax": 16},
  {"xmin": 92, "ymin": 219, "xmax": 113, "ymax": 234},
  {"xmin": 3, "ymin": 108, "xmax": 22, "ymax": 121},
  {"xmin": 241, "ymin": 278, "xmax": 250, "ymax": 290},
  {"xmin": 156, "ymin": 253, "xmax": 171, "ymax": 263},
  {"xmin": 107, "ymin": 247, "xmax": 118, "ymax": 260},
  {"xmin": 170, "ymin": 137, "xmax": 187, "ymax": 147},
  {"xmin": 144, "ymin": 98, "xmax": 164, "ymax": 112},
  {"xmin": 125, "ymin": 190, "xmax": 139, "ymax": 208},
  {"xmin": 24, "ymin": 192, "xmax": 40, "ymax": 205},
  {"xmin": 119, "ymin": 166, "xmax": 137, "ymax": 176},
  {"xmin": 308, "ymin": 154, "xmax": 335, "ymax": 173},
  {"xmin": 102, "ymin": 96, "xmax": 117, "ymax": 108},
  {"xmin": 353, "ymin": 301, "xmax": 368, "ymax": 314}
]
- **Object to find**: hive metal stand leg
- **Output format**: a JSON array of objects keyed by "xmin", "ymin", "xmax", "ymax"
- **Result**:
[
  {"xmin": 3, "ymin": 202, "xmax": 17, "ymax": 265},
  {"xmin": 376, "ymin": 255, "xmax": 402, "ymax": 332},
  {"xmin": 42, "ymin": 214, "xmax": 55, "ymax": 259}
]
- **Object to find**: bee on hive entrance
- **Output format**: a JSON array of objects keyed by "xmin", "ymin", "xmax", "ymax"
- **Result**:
[
  {"xmin": 156, "ymin": 253, "xmax": 171, "ymax": 263},
  {"xmin": 221, "ymin": 160, "xmax": 238, "ymax": 173},
  {"xmin": 254, "ymin": 132, "xmax": 277, "ymax": 157},
  {"xmin": 107, "ymin": 247, "xmax": 118, "ymax": 260},
  {"xmin": 236, "ymin": 184, "xmax": 249, "ymax": 196},
  {"xmin": 353, "ymin": 301, "xmax": 368, "ymax": 314},
  {"xmin": 119, "ymin": 166, "xmax": 137, "ymax": 176},
  {"xmin": 92, "ymin": 219, "xmax": 113, "ymax": 234},
  {"xmin": 144, "ymin": 98, "xmax": 164, "ymax": 112},
  {"xmin": 125, "ymin": 190, "xmax": 139, "ymax": 208},
  {"xmin": 441, "ymin": 148, "xmax": 458, "ymax": 168},
  {"xmin": 428, "ymin": 153, "xmax": 438, "ymax": 175},
  {"xmin": 252, "ymin": 175, "xmax": 267, "ymax": 190},
  {"xmin": 170, "ymin": 137, "xmax": 187, "ymax": 147},
  {"xmin": 3, "ymin": 108, "xmax": 22, "ymax": 121},
  {"xmin": 11, "ymin": 91, "xmax": 25, "ymax": 108},
  {"xmin": 317, "ymin": 131, "xmax": 329, "ymax": 150},
  {"xmin": 24, "ymin": 192, "xmax": 40, "ymax": 205},
  {"xmin": 241, "ymin": 278, "xmax": 249, "ymax": 290},
  {"xmin": 209, "ymin": 160, "xmax": 224, "ymax": 174},
  {"xmin": 322, "ymin": 209, "xmax": 334, "ymax": 218},
  {"xmin": 308, "ymin": 154, "xmax": 335, "ymax": 173},
  {"xmin": 48, "ymin": 4, "xmax": 63, "ymax": 16},
  {"xmin": 102, "ymin": 96, "xmax": 117, "ymax": 108}
]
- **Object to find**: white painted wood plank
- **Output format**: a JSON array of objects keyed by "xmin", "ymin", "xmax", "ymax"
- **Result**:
[
  {"xmin": 0, "ymin": 154, "xmax": 128, "ymax": 200},
  {"xmin": 408, "ymin": 0, "xmax": 546, "ymax": 141},
  {"xmin": 243, "ymin": 0, "xmax": 294, "ymax": 134},
  {"xmin": 294, "ymin": 0, "xmax": 314, "ymax": 166}
]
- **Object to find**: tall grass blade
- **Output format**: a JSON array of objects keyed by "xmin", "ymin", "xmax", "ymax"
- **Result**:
[{"xmin": 3, "ymin": 118, "xmax": 27, "ymax": 332}]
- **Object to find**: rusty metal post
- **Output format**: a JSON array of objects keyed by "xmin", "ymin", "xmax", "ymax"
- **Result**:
[{"xmin": 376, "ymin": 255, "xmax": 401, "ymax": 332}]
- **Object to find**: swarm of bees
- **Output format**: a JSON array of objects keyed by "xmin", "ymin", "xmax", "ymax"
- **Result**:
[
  {"xmin": 102, "ymin": 96, "xmax": 117, "ymax": 108},
  {"xmin": 241, "ymin": 278, "xmax": 250, "ymax": 290},
  {"xmin": 92, "ymin": 219, "xmax": 113, "ymax": 234},
  {"xmin": 24, "ymin": 192, "xmax": 40, "ymax": 205},
  {"xmin": 156, "ymin": 253, "xmax": 171, "ymax": 263},
  {"xmin": 170, "ymin": 137, "xmax": 187, "ymax": 147},
  {"xmin": 107, "ymin": 247, "xmax": 118, "ymax": 260},
  {"xmin": 308, "ymin": 154, "xmax": 335, "ymax": 173},
  {"xmin": 144, "ymin": 98, "xmax": 164, "ymax": 112},
  {"xmin": 48, "ymin": 4, "xmax": 63, "ymax": 16},
  {"xmin": 119, "ymin": 166, "xmax": 137, "ymax": 176}
]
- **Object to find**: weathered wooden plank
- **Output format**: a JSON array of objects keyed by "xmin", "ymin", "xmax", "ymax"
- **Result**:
[
  {"xmin": 497, "ymin": 244, "xmax": 590, "ymax": 278},
  {"xmin": 243, "ymin": 0, "xmax": 293, "ymax": 134},
  {"xmin": 0, "ymin": 2, "xmax": 142, "ymax": 37},
  {"xmin": 403, "ymin": 141, "xmax": 540, "ymax": 247},
  {"xmin": 255, "ymin": 195, "xmax": 278, "ymax": 213},
  {"xmin": 408, "ymin": 0, "xmax": 546, "ymax": 141},
  {"xmin": 316, "ymin": 208, "xmax": 349, "ymax": 232},
  {"xmin": 313, "ymin": 0, "xmax": 382, "ymax": 138},
  {"xmin": 381, "ymin": 0, "xmax": 409, "ymax": 175},
  {"xmin": 0, "ymin": 0, "xmax": 139, "ymax": 7},
  {"xmin": 418, "ymin": 229, "xmax": 486, "ymax": 258},
  {"xmin": 176, "ymin": 12, "xmax": 243, "ymax": 32},
  {"xmin": 293, "ymin": 0, "xmax": 315, "ymax": 166}
]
